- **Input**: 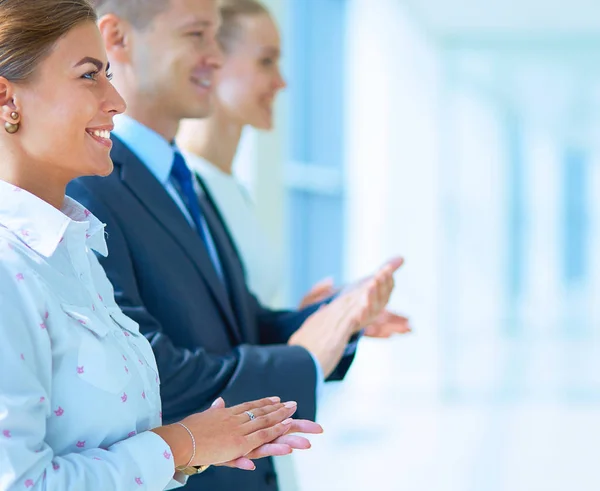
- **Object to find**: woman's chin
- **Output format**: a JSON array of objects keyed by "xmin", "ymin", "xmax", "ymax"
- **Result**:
[
  {"xmin": 252, "ymin": 118, "xmax": 273, "ymax": 131},
  {"xmin": 86, "ymin": 158, "xmax": 114, "ymax": 178}
]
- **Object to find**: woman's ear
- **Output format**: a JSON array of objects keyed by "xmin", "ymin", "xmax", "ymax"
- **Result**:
[{"xmin": 0, "ymin": 77, "xmax": 21, "ymax": 130}]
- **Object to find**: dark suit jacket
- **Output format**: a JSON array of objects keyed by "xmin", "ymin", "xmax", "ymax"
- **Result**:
[{"xmin": 67, "ymin": 136, "xmax": 355, "ymax": 491}]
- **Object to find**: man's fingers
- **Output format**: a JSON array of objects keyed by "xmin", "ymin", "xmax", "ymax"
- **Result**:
[
  {"xmin": 384, "ymin": 256, "xmax": 404, "ymax": 273},
  {"xmin": 364, "ymin": 325, "xmax": 393, "ymax": 338},
  {"xmin": 364, "ymin": 312, "xmax": 412, "ymax": 337}
]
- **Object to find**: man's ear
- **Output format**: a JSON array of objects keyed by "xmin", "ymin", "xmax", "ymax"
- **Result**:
[{"xmin": 98, "ymin": 13, "xmax": 133, "ymax": 63}]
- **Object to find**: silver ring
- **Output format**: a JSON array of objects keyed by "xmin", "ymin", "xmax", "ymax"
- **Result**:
[{"xmin": 245, "ymin": 410, "xmax": 256, "ymax": 421}]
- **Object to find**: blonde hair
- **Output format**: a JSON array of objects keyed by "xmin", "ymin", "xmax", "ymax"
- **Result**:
[{"xmin": 218, "ymin": 0, "xmax": 270, "ymax": 53}]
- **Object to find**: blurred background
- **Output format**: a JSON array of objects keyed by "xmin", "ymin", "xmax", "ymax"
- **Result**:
[{"xmin": 233, "ymin": 0, "xmax": 600, "ymax": 489}]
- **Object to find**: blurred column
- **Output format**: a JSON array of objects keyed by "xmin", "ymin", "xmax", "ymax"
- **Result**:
[
  {"xmin": 587, "ymin": 126, "xmax": 600, "ymax": 333},
  {"xmin": 559, "ymin": 144, "xmax": 591, "ymax": 336},
  {"xmin": 519, "ymin": 127, "xmax": 562, "ymax": 336},
  {"xmin": 446, "ymin": 84, "xmax": 509, "ymax": 337}
]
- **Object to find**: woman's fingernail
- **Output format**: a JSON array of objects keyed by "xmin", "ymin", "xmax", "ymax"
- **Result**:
[
  {"xmin": 269, "ymin": 396, "xmax": 280, "ymax": 403},
  {"xmin": 284, "ymin": 401, "xmax": 297, "ymax": 408},
  {"xmin": 282, "ymin": 418, "xmax": 293, "ymax": 425},
  {"xmin": 211, "ymin": 397, "xmax": 223, "ymax": 407}
]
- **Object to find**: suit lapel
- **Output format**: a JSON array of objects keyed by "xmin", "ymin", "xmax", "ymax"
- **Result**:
[
  {"xmin": 110, "ymin": 136, "xmax": 242, "ymax": 342},
  {"xmin": 195, "ymin": 175, "xmax": 257, "ymax": 342}
]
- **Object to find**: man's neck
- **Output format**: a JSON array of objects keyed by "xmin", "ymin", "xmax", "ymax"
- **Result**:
[{"xmin": 121, "ymin": 100, "xmax": 180, "ymax": 143}]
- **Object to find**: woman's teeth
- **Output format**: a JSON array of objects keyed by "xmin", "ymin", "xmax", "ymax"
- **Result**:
[{"xmin": 91, "ymin": 129, "xmax": 110, "ymax": 139}]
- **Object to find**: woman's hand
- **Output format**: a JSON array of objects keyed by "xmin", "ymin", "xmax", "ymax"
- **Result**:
[
  {"xmin": 298, "ymin": 277, "xmax": 337, "ymax": 309},
  {"xmin": 152, "ymin": 396, "xmax": 302, "ymax": 468},
  {"xmin": 216, "ymin": 401, "xmax": 324, "ymax": 470}
]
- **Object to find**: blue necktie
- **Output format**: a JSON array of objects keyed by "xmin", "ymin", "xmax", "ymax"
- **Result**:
[{"xmin": 170, "ymin": 151, "xmax": 225, "ymax": 283}]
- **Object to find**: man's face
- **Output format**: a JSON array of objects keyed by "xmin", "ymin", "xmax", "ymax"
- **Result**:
[{"xmin": 127, "ymin": 0, "xmax": 222, "ymax": 123}]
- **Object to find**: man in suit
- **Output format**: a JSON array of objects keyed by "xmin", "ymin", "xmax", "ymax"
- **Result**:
[{"xmin": 68, "ymin": 0, "xmax": 403, "ymax": 489}]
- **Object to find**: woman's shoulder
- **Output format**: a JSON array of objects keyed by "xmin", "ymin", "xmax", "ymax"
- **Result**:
[{"xmin": 0, "ymin": 228, "xmax": 48, "ymax": 295}]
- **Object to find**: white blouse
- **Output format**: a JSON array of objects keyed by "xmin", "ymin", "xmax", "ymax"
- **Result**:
[
  {"xmin": 184, "ymin": 151, "xmax": 284, "ymax": 307},
  {"xmin": 0, "ymin": 179, "xmax": 183, "ymax": 490}
]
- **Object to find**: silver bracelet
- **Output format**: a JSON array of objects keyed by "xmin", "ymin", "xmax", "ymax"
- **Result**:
[{"xmin": 176, "ymin": 422, "xmax": 196, "ymax": 468}]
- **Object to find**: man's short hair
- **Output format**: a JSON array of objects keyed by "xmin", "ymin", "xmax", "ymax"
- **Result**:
[{"xmin": 90, "ymin": 0, "xmax": 169, "ymax": 29}]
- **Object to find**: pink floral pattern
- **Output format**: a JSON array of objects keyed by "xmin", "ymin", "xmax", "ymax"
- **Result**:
[{"xmin": 0, "ymin": 184, "xmax": 166, "ymax": 489}]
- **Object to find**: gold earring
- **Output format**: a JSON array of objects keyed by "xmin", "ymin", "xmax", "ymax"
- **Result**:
[
  {"xmin": 5, "ymin": 111, "xmax": 19, "ymax": 133},
  {"xmin": 4, "ymin": 121, "xmax": 19, "ymax": 134}
]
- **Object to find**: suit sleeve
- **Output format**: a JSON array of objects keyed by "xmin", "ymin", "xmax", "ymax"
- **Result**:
[{"xmin": 67, "ymin": 179, "xmax": 317, "ymax": 423}]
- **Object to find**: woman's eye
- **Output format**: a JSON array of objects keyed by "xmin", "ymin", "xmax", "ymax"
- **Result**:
[
  {"xmin": 262, "ymin": 58, "xmax": 274, "ymax": 67},
  {"xmin": 190, "ymin": 31, "xmax": 204, "ymax": 40},
  {"xmin": 82, "ymin": 71, "xmax": 99, "ymax": 81},
  {"xmin": 106, "ymin": 72, "xmax": 114, "ymax": 81}
]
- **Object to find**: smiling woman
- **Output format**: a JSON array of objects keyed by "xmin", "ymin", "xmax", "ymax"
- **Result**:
[
  {"xmin": 0, "ymin": 1, "xmax": 320, "ymax": 490},
  {"xmin": 0, "ymin": 7, "xmax": 124, "ymax": 208}
]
